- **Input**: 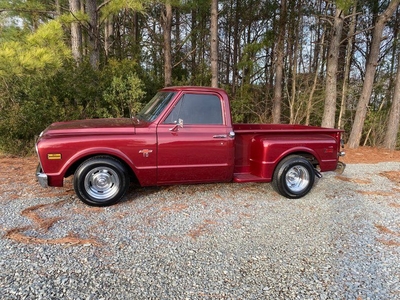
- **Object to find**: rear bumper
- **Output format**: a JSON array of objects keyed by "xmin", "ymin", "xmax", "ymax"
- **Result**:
[
  {"xmin": 36, "ymin": 164, "xmax": 48, "ymax": 188},
  {"xmin": 335, "ymin": 161, "xmax": 346, "ymax": 174}
]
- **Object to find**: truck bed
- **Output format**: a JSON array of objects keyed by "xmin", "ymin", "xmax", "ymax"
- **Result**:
[{"xmin": 233, "ymin": 123, "xmax": 343, "ymax": 181}]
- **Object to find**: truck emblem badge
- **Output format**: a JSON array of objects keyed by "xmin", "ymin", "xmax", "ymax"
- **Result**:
[{"xmin": 139, "ymin": 149, "xmax": 153, "ymax": 157}]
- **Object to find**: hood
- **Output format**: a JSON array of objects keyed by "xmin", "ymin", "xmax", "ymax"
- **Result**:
[{"xmin": 41, "ymin": 118, "xmax": 136, "ymax": 138}]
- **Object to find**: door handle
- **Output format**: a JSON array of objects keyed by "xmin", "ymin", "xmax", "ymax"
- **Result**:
[{"xmin": 213, "ymin": 132, "xmax": 235, "ymax": 139}]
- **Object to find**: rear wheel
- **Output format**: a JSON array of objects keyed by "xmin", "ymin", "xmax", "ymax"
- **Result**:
[
  {"xmin": 272, "ymin": 155, "xmax": 315, "ymax": 199},
  {"xmin": 74, "ymin": 156, "xmax": 129, "ymax": 206}
]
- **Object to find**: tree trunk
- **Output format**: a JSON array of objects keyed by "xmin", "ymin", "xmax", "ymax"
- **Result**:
[
  {"xmin": 86, "ymin": 0, "xmax": 99, "ymax": 70},
  {"xmin": 104, "ymin": 15, "xmax": 114, "ymax": 59},
  {"xmin": 55, "ymin": 0, "xmax": 61, "ymax": 15},
  {"xmin": 210, "ymin": 0, "xmax": 218, "ymax": 88},
  {"xmin": 289, "ymin": 37, "xmax": 299, "ymax": 124},
  {"xmin": 162, "ymin": 1, "xmax": 172, "ymax": 86},
  {"xmin": 383, "ymin": 53, "xmax": 400, "ymax": 149},
  {"xmin": 130, "ymin": 11, "xmax": 140, "ymax": 60},
  {"xmin": 132, "ymin": 11, "xmax": 138, "ymax": 43},
  {"xmin": 321, "ymin": 7, "xmax": 344, "ymax": 128},
  {"xmin": 69, "ymin": 0, "xmax": 82, "ymax": 64},
  {"xmin": 271, "ymin": 0, "xmax": 287, "ymax": 124},
  {"xmin": 347, "ymin": 0, "xmax": 400, "ymax": 148},
  {"xmin": 191, "ymin": 8, "xmax": 197, "ymax": 84},
  {"xmin": 232, "ymin": 0, "xmax": 239, "ymax": 96},
  {"xmin": 338, "ymin": 1, "xmax": 357, "ymax": 129},
  {"xmin": 306, "ymin": 31, "xmax": 325, "ymax": 125},
  {"xmin": 224, "ymin": 3, "xmax": 231, "ymax": 88}
]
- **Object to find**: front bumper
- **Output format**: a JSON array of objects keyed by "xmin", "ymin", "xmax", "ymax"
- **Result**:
[{"xmin": 36, "ymin": 164, "xmax": 48, "ymax": 188}]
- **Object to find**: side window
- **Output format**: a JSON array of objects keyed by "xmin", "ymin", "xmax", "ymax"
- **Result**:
[{"xmin": 164, "ymin": 93, "xmax": 223, "ymax": 125}]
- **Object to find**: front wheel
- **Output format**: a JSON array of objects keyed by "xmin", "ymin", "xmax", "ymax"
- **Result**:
[
  {"xmin": 272, "ymin": 155, "xmax": 315, "ymax": 199},
  {"xmin": 74, "ymin": 156, "xmax": 129, "ymax": 206}
]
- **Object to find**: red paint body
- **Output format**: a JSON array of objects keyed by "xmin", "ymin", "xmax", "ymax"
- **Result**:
[{"xmin": 36, "ymin": 86, "xmax": 344, "ymax": 188}]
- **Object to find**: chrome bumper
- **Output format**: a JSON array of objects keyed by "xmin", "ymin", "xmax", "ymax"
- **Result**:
[
  {"xmin": 36, "ymin": 164, "xmax": 48, "ymax": 188},
  {"xmin": 335, "ymin": 161, "xmax": 346, "ymax": 174}
]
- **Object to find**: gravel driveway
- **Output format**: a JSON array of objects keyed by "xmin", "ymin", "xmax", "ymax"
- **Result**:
[{"xmin": 1, "ymin": 161, "xmax": 400, "ymax": 299}]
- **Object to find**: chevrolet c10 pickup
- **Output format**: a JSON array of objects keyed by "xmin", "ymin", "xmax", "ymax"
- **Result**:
[{"xmin": 36, "ymin": 86, "xmax": 345, "ymax": 206}]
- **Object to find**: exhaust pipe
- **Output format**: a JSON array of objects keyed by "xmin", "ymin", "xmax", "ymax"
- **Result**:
[{"xmin": 314, "ymin": 169, "xmax": 322, "ymax": 178}]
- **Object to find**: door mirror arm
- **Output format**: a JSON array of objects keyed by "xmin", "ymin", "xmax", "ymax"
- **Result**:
[{"xmin": 169, "ymin": 119, "xmax": 184, "ymax": 131}]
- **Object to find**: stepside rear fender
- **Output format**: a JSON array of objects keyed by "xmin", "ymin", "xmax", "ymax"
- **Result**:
[{"xmin": 248, "ymin": 134, "xmax": 339, "ymax": 180}]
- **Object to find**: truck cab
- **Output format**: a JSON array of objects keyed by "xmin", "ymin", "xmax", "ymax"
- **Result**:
[{"xmin": 152, "ymin": 87, "xmax": 235, "ymax": 184}]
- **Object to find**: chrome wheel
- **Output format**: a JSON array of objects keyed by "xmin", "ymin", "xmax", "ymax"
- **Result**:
[
  {"xmin": 285, "ymin": 165, "xmax": 310, "ymax": 193},
  {"xmin": 84, "ymin": 167, "xmax": 120, "ymax": 201},
  {"xmin": 74, "ymin": 156, "xmax": 129, "ymax": 206},
  {"xmin": 272, "ymin": 155, "xmax": 315, "ymax": 199}
]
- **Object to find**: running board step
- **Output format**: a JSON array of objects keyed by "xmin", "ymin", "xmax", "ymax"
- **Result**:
[{"xmin": 233, "ymin": 173, "xmax": 270, "ymax": 183}]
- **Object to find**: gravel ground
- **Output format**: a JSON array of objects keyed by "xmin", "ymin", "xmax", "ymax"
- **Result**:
[{"xmin": 1, "ymin": 162, "xmax": 400, "ymax": 299}]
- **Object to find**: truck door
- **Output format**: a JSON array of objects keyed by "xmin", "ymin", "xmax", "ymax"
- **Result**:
[{"xmin": 156, "ymin": 92, "xmax": 235, "ymax": 184}]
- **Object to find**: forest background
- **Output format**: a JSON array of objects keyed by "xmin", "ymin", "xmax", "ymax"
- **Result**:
[{"xmin": 0, "ymin": 0, "xmax": 399, "ymax": 155}]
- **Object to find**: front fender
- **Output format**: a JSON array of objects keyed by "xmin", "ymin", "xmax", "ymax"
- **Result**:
[
  {"xmin": 61, "ymin": 147, "xmax": 137, "ymax": 177},
  {"xmin": 39, "ymin": 144, "xmax": 157, "ymax": 187},
  {"xmin": 60, "ymin": 147, "xmax": 158, "ymax": 187}
]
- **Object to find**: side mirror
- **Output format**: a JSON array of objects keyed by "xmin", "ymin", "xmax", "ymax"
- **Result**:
[{"xmin": 169, "ymin": 118, "xmax": 184, "ymax": 131}]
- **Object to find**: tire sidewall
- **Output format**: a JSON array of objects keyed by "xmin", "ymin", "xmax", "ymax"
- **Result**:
[
  {"xmin": 274, "ymin": 156, "xmax": 315, "ymax": 199},
  {"xmin": 74, "ymin": 157, "xmax": 129, "ymax": 206}
]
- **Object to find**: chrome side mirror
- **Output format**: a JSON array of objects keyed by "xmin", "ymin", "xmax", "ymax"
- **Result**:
[{"xmin": 169, "ymin": 118, "xmax": 184, "ymax": 131}]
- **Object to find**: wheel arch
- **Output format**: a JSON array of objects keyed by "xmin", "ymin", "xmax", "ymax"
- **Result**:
[
  {"xmin": 284, "ymin": 151, "xmax": 319, "ymax": 166},
  {"xmin": 63, "ymin": 150, "xmax": 138, "ymax": 183},
  {"xmin": 271, "ymin": 150, "xmax": 320, "ymax": 179}
]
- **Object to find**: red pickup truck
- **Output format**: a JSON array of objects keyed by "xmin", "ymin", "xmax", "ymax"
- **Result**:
[{"xmin": 36, "ymin": 86, "xmax": 345, "ymax": 206}]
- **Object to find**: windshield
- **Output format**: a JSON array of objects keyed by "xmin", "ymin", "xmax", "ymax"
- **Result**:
[{"xmin": 137, "ymin": 91, "xmax": 176, "ymax": 122}]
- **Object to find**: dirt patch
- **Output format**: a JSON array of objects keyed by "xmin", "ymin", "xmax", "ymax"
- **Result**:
[
  {"xmin": 380, "ymin": 171, "xmax": 400, "ymax": 186},
  {"xmin": 356, "ymin": 190, "xmax": 396, "ymax": 197},
  {"xmin": 188, "ymin": 219, "xmax": 218, "ymax": 239},
  {"xmin": 161, "ymin": 203, "xmax": 189, "ymax": 212},
  {"xmin": 377, "ymin": 239, "xmax": 400, "ymax": 246},
  {"xmin": 335, "ymin": 175, "xmax": 371, "ymax": 184},
  {"xmin": 0, "ymin": 155, "xmax": 75, "ymax": 202},
  {"xmin": 341, "ymin": 146, "xmax": 400, "ymax": 164},
  {"xmin": 21, "ymin": 201, "xmax": 67, "ymax": 231},
  {"xmin": 375, "ymin": 224, "xmax": 400, "ymax": 247},
  {"xmin": 375, "ymin": 224, "xmax": 400, "ymax": 237},
  {"xmin": 4, "ymin": 200, "xmax": 101, "ymax": 246},
  {"xmin": 5, "ymin": 229, "xmax": 101, "ymax": 246}
]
